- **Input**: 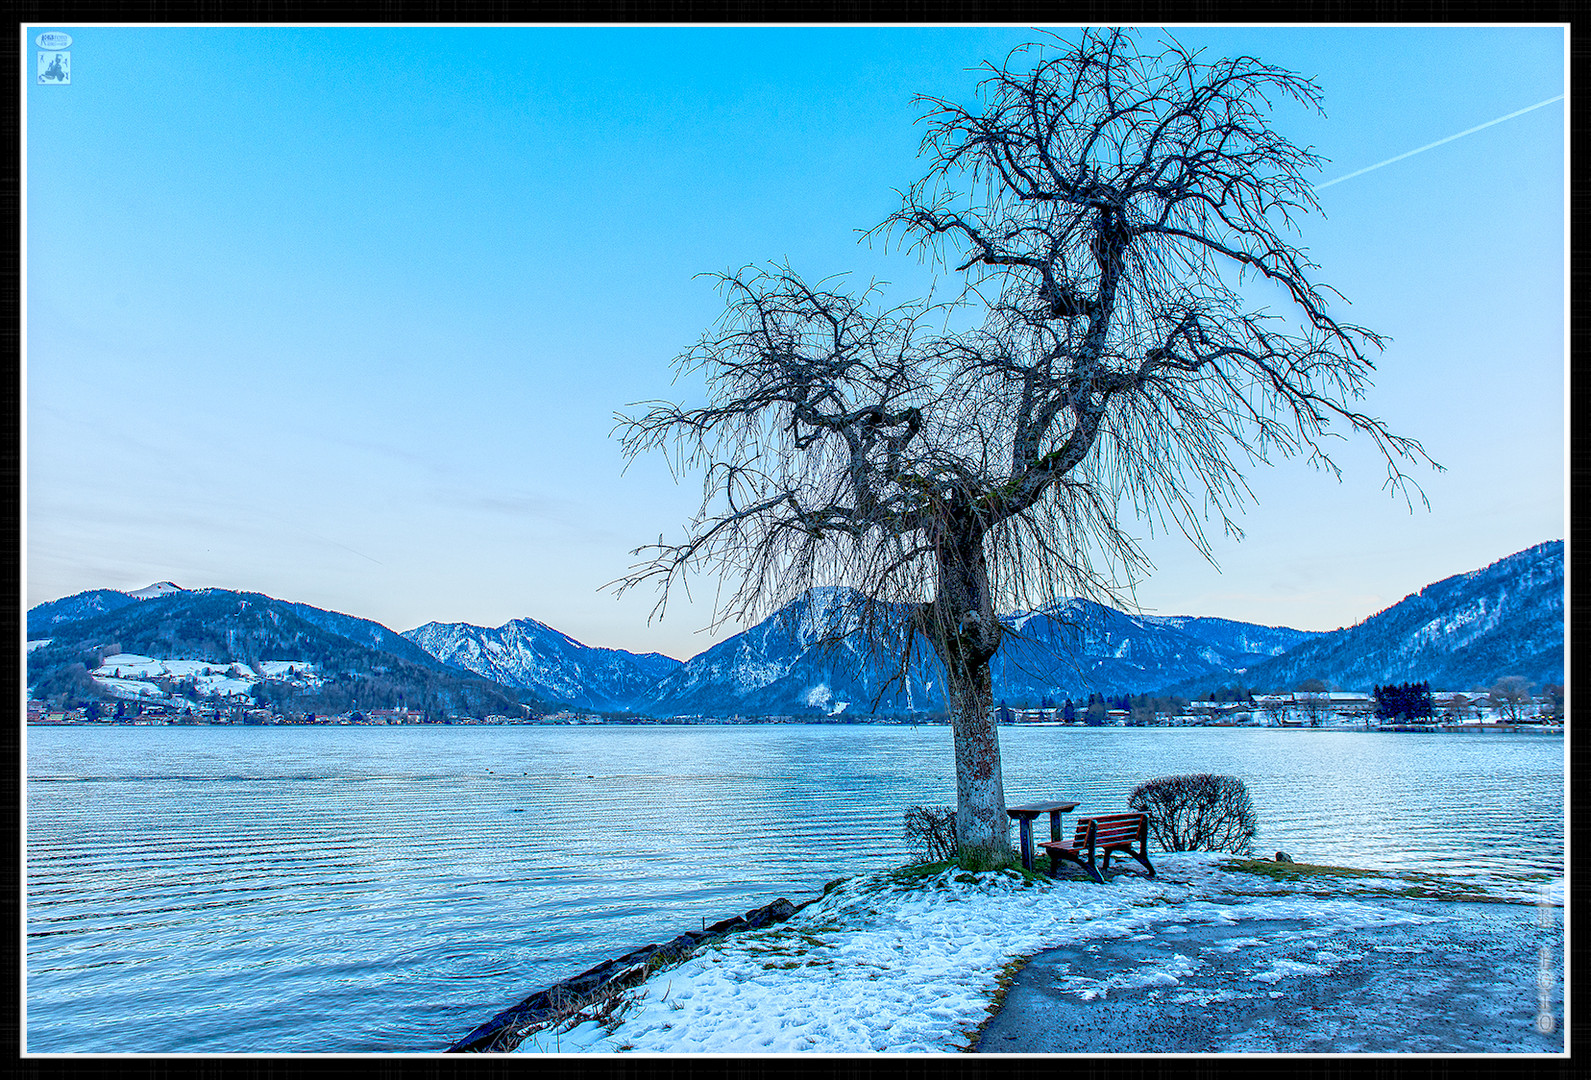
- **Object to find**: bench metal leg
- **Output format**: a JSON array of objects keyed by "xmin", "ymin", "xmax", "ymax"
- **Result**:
[
  {"xmin": 1047, "ymin": 850, "xmax": 1103, "ymax": 884},
  {"xmin": 1101, "ymin": 846, "xmax": 1155, "ymax": 879}
]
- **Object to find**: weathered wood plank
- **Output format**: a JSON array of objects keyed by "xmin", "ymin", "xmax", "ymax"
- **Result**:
[{"xmin": 1007, "ymin": 800, "xmax": 1080, "ymax": 816}]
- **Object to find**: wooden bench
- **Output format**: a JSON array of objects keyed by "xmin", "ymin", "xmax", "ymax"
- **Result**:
[{"xmin": 1039, "ymin": 812, "xmax": 1155, "ymax": 884}]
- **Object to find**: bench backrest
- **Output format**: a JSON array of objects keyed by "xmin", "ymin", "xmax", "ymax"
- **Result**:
[{"xmin": 1072, "ymin": 812, "xmax": 1148, "ymax": 849}]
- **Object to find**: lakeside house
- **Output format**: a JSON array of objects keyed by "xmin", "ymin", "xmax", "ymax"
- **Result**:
[{"xmin": 365, "ymin": 707, "xmax": 423, "ymax": 725}]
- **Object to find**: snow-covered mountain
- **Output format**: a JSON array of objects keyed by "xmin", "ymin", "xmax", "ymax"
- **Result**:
[
  {"xmin": 26, "ymin": 581, "xmax": 191, "ymax": 635},
  {"xmin": 26, "ymin": 587, "xmax": 536, "ymax": 718},
  {"xmin": 991, "ymin": 599, "xmax": 1321, "ymax": 705},
  {"xmin": 31, "ymin": 541, "xmax": 1563, "ymax": 718},
  {"xmin": 1134, "ymin": 614, "xmax": 1318, "ymax": 665},
  {"xmin": 617, "ymin": 542, "xmax": 1561, "ymax": 713},
  {"xmin": 27, "ymin": 588, "xmax": 141, "ymax": 635},
  {"xmin": 402, "ymin": 617, "xmax": 683, "ymax": 713},
  {"xmin": 619, "ymin": 590, "xmax": 1323, "ymax": 716},
  {"xmin": 1189, "ymin": 541, "xmax": 1565, "ymax": 694},
  {"xmin": 128, "ymin": 581, "xmax": 184, "ymax": 601},
  {"xmin": 632, "ymin": 587, "xmax": 941, "ymax": 717}
]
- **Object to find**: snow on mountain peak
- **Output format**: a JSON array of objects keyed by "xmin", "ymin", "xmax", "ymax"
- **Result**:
[
  {"xmin": 401, "ymin": 615, "xmax": 685, "ymax": 712},
  {"xmin": 129, "ymin": 582, "xmax": 183, "ymax": 600}
]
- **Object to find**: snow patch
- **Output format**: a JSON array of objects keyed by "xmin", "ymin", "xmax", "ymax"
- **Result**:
[
  {"xmin": 90, "ymin": 655, "xmax": 320, "ymax": 700},
  {"xmin": 95, "ymin": 677, "xmax": 168, "ymax": 700},
  {"xmin": 1058, "ymin": 952, "xmax": 1203, "ymax": 1000},
  {"xmin": 1251, "ymin": 959, "xmax": 1330, "ymax": 984}
]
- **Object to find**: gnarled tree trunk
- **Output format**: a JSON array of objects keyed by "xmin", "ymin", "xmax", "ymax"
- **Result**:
[{"xmin": 921, "ymin": 510, "xmax": 1008, "ymax": 855}]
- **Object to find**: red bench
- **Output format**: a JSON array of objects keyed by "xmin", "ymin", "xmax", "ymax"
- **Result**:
[{"xmin": 1039, "ymin": 812, "xmax": 1155, "ymax": 884}]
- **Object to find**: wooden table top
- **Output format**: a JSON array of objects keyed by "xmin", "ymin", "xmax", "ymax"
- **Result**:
[{"xmin": 1006, "ymin": 800, "xmax": 1079, "ymax": 817}]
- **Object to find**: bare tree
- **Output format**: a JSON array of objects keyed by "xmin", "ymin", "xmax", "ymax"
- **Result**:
[
  {"xmin": 615, "ymin": 30, "xmax": 1433, "ymax": 856},
  {"xmin": 1489, "ymin": 676, "xmax": 1535, "ymax": 723},
  {"xmin": 1256, "ymin": 694, "xmax": 1288, "ymax": 726},
  {"xmin": 1296, "ymin": 677, "xmax": 1331, "ymax": 726}
]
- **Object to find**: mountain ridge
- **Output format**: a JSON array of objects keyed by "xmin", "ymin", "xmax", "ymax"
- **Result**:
[
  {"xmin": 29, "ymin": 540, "xmax": 1563, "ymax": 715},
  {"xmin": 25, "ymin": 586, "xmax": 540, "ymax": 719},
  {"xmin": 402, "ymin": 615, "xmax": 682, "ymax": 713},
  {"xmin": 1163, "ymin": 540, "xmax": 1564, "ymax": 696}
]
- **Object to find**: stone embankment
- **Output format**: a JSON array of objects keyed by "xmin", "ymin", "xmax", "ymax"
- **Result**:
[{"xmin": 447, "ymin": 895, "xmax": 813, "ymax": 1052}]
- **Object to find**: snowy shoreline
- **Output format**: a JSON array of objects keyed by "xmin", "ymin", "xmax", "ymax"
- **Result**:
[{"xmin": 499, "ymin": 854, "xmax": 1562, "ymax": 1055}]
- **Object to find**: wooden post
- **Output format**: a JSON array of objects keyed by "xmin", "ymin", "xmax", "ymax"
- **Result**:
[{"xmin": 1018, "ymin": 816, "xmax": 1034, "ymax": 871}]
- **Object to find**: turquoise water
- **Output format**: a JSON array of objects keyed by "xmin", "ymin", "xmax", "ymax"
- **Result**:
[{"xmin": 25, "ymin": 724, "xmax": 1564, "ymax": 1053}]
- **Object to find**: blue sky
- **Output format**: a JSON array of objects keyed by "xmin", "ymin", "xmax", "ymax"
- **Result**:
[{"xmin": 24, "ymin": 25, "xmax": 1566, "ymax": 660}]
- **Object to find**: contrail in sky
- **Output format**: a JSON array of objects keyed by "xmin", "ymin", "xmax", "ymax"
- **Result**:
[{"xmin": 1317, "ymin": 94, "xmax": 1565, "ymax": 189}]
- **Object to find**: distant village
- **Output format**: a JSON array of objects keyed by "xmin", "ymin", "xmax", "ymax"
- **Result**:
[
  {"xmin": 991, "ymin": 686, "xmax": 1563, "ymax": 732},
  {"xmin": 27, "ymin": 686, "xmax": 1563, "ymax": 732},
  {"xmin": 23, "ymin": 646, "xmax": 1562, "ymax": 732}
]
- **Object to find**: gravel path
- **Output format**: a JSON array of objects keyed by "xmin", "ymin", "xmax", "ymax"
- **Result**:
[{"xmin": 977, "ymin": 899, "xmax": 1564, "ymax": 1054}]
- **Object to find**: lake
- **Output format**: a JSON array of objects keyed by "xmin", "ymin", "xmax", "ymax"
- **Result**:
[{"xmin": 24, "ymin": 724, "xmax": 1565, "ymax": 1053}]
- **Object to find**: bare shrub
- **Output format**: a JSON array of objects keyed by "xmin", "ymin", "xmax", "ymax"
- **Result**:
[
  {"xmin": 903, "ymin": 805, "xmax": 958, "ymax": 863},
  {"xmin": 1128, "ymin": 774, "xmax": 1257, "ymax": 854}
]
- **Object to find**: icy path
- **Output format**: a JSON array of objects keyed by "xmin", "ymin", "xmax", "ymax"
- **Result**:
[{"xmin": 514, "ymin": 854, "xmax": 1562, "ymax": 1054}]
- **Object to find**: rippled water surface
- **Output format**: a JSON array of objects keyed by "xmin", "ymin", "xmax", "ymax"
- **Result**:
[{"xmin": 25, "ymin": 724, "xmax": 1564, "ymax": 1053}]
